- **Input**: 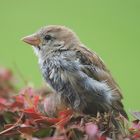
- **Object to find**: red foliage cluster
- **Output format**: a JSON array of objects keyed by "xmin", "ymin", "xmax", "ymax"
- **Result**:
[
  {"xmin": 0, "ymin": 67, "xmax": 140, "ymax": 140},
  {"xmin": 0, "ymin": 67, "xmax": 15, "ymax": 98}
]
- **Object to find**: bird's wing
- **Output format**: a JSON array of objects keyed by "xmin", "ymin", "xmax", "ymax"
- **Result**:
[
  {"xmin": 71, "ymin": 45, "xmax": 128, "ymax": 118},
  {"xmin": 73, "ymin": 45, "xmax": 122, "ymax": 99}
]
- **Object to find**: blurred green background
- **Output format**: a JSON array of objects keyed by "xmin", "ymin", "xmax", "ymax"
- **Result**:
[{"xmin": 0, "ymin": 0, "xmax": 140, "ymax": 113}]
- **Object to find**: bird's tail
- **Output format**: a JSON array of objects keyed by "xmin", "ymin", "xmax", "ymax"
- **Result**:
[{"xmin": 109, "ymin": 111, "xmax": 129, "ymax": 139}]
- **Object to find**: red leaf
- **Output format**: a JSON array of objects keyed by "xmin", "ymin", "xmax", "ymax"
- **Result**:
[
  {"xmin": 0, "ymin": 98, "xmax": 10, "ymax": 111},
  {"xmin": 133, "ymin": 132, "xmax": 140, "ymax": 139},
  {"xmin": 33, "ymin": 95, "xmax": 39, "ymax": 107},
  {"xmin": 58, "ymin": 108, "xmax": 73, "ymax": 119},
  {"xmin": 35, "ymin": 117, "xmax": 60, "ymax": 124},
  {"xmin": 18, "ymin": 126, "xmax": 37, "ymax": 135},
  {"xmin": 51, "ymin": 108, "xmax": 73, "ymax": 128},
  {"xmin": 24, "ymin": 113, "xmax": 42, "ymax": 120},
  {"xmin": 23, "ymin": 107, "xmax": 36, "ymax": 113},
  {"xmin": 55, "ymin": 116, "xmax": 71, "ymax": 128},
  {"xmin": 10, "ymin": 95, "xmax": 24, "ymax": 109},
  {"xmin": 0, "ymin": 103, "xmax": 7, "ymax": 111},
  {"xmin": 23, "ymin": 107, "xmax": 43, "ymax": 120},
  {"xmin": 15, "ymin": 95, "xmax": 24, "ymax": 103},
  {"xmin": 10, "ymin": 101, "xmax": 24, "ymax": 109},
  {"xmin": 0, "ymin": 97, "xmax": 7, "ymax": 104}
]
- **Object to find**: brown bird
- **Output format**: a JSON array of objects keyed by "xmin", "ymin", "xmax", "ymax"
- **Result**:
[{"xmin": 22, "ymin": 25, "xmax": 127, "ymax": 119}]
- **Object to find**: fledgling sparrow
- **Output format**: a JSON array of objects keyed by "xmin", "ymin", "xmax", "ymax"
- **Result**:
[{"xmin": 22, "ymin": 25, "xmax": 128, "ymax": 119}]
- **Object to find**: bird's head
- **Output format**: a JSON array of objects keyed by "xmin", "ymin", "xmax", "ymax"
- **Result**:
[{"xmin": 22, "ymin": 25, "xmax": 80, "ymax": 58}]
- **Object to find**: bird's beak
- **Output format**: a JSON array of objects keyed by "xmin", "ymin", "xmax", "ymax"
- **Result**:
[{"xmin": 21, "ymin": 34, "xmax": 41, "ymax": 46}]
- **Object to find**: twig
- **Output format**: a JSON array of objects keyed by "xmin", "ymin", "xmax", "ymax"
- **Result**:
[{"xmin": 0, "ymin": 112, "xmax": 24, "ymax": 135}]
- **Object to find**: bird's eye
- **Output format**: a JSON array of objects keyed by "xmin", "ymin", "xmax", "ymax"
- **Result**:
[{"xmin": 44, "ymin": 35, "xmax": 52, "ymax": 41}]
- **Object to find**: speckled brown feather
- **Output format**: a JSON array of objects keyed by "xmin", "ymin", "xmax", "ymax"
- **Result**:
[
  {"xmin": 73, "ymin": 45, "xmax": 122, "ymax": 98},
  {"xmin": 71, "ymin": 45, "xmax": 127, "ymax": 117}
]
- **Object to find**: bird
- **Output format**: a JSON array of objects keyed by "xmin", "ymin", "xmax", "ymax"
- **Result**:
[{"xmin": 22, "ymin": 25, "xmax": 128, "ymax": 119}]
